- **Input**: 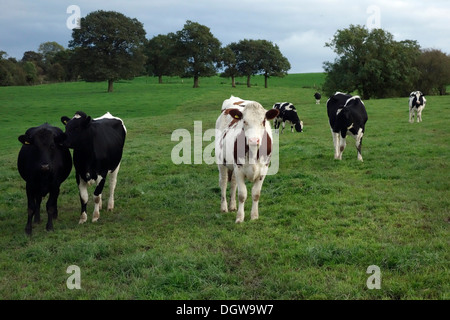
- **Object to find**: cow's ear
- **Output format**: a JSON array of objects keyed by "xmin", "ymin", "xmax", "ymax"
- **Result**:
[
  {"xmin": 18, "ymin": 135, "xmax": 31, "ymax": 145},
  {"xmin": 61, "ymin": 116, "xmax": 70, "ymax": 126},
  {"xmin": 265, "ymin": 109, "xmax": 279, "ymax": 120},
  {"xmin": 228, "ymin": 109, "xmax": 243, "ymax": 120},
  {"xmin": 83, "ymin": 116, "xmax": 92, "ymax": 127}
]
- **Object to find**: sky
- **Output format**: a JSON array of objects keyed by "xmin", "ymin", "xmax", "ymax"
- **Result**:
[{"xmin": 1, "ymin": 0, "xmax": 449, "ymax": 73}]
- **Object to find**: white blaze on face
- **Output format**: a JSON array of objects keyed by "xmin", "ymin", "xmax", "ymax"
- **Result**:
[{"xmin": 242, "ymin": 103, "xmax": 267, "ymax": 148}]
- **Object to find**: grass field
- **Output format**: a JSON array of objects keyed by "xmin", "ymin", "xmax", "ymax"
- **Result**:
[{"xmin": 0, "ymin": 73, "xmax": 448, "ymax": 300}]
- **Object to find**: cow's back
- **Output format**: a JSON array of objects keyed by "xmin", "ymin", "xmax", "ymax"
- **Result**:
[{"xmin": 327, "ymin": 92, "xmax": 352, "ymax": 125}]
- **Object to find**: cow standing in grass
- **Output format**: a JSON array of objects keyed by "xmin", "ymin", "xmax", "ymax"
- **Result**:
[
  {"xmin": 61, "ymin": 111, "xmax": 126, "ymax": 224},
  {"xmin": 409, "ymin": 91, "xmax": 426, "ymax": 123},
  {"xmin": 327, "ymin": 92, "xmax": 368, "ymax": 162},
  {"xmin": 314, "ymin": 92, "xmax": 322, "ymax": 104},
  {"xmin": 17, "ymin": 124, "xmax": 72, "ymax": 235},
  {"xmin": 216, "ymin": 96, "xmax": 279, "ymax": 223},
  {"xmin": 272, "ymin": 102, "xmax": 303, "ymax": 133}
]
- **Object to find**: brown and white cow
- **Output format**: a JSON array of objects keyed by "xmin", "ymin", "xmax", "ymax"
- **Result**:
[{"xmin": 215, "ymin": 96, "xmax": 279, "ymax": 223}]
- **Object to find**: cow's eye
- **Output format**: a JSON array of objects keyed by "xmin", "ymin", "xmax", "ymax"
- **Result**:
[{"xmin": 244, "ymin": 121, "xmax": 248, "ymax": 125}]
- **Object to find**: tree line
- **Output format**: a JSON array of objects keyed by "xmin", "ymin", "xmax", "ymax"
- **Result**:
[
  {"xmin": 0, "ymin": 11, "xmax": 290, "ymax": 91},
  {"xmin": 1, "ymin": 12, "xmax": 449, "ymax": 98},
  {"xmin": 323, "ymin": 24, "xmax": 450, "ymax": 99}
]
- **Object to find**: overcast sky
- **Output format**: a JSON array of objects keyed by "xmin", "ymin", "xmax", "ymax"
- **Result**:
[{"xmin": 1, "ymin": 0, "xmax": 449, "ymax": 73}]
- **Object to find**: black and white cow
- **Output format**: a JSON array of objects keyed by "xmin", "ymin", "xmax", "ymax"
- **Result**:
[
  {"xmin": 327, "ymin": 92, "xmax": 368, "ymax": 161},
  {"xmin": 61, "ymin": 111, "xmax": 126, "ymax": 224},
  {"xmin": 272, "ymin": 102, "xmax": 303, "ymax": 133},
  {"xmin": 409, "ymin": 91, "xmax": 426, "ymax": 123},
  {"xmin": 314, "ymin": 92, "xmax": 322, "ymax": 105},
  {"xmin": 17, "ymin": 124, "xmax": 72, "ymax": 234},
  {"xmin": 216, "ymin": 96, "xmax": 279, "ymax": 223}
]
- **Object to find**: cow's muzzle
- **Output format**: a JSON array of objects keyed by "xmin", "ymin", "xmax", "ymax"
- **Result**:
[{"xmin": 248, "ymin": 137, "xmax": 260, "ymax": 146}]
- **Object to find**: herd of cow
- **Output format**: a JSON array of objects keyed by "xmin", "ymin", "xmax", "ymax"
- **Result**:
[{"xmin": 17, "ymin": 91, "xmax": 427, "ymax": 233}]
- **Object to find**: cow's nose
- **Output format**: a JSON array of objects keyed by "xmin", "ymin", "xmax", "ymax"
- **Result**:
[
  {"xmin": 40, "ymin": 164, "xmax": 50, "ymax": 171},
  {"xmin": 248, "ymin": 137, "xmax": 260, "ymax": 146}
]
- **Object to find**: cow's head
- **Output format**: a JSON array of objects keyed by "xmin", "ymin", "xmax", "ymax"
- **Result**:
[
  {"xmin": 19, "ymin": 124, "xmax": 67, "ymax": 172},
  {"xmin": 294, "ymin": 121, "xmax": 304, "ymax": 133},
  {"xmin": 228, "ymin": 102, "xmax": 279, "ymax": 147},
  {"xmin": 61, "ymin": 111, "xmax": 92, "ymax": 149},
  {"xmin": 411, "ymin": 91, "xmax": 424, "ymax": 106}
]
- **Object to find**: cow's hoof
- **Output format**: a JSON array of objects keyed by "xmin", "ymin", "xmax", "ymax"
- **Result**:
[{"xmin": 79, "ymin": 212, "xmax": 87, "ymax": 224}]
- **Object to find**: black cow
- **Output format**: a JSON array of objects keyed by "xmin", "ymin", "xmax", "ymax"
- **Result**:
[
  {"xmin": 272, "ymin": 102, "xmax": 303, "ymax": 133},
  {"xmin": 17, "ymin": 124, "xmax": 72, "ymax": 235},
  {"xmin": 61, "ymin": 111, "xmax": 126, "ymax": 224},
  {"xmin": 314, "ymin": 92, "xmax": 322, "ymax": 104},
  {"xmin": 409, "ymin": 91, "xmax": 426, "ymax": 123},
  {"xmin": 327, "ymin": 92, "xmax": 368, "ymax": 161}
]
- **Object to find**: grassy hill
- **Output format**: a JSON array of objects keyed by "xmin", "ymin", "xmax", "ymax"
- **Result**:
[{"xmin": 0, "ymin": 74, "xmax": 448, "ymax": 299}]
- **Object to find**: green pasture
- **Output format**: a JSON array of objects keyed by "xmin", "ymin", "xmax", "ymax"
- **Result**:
[{"xmin": 0, "ymin": 73, "xmax": 448, "ymax": 299}]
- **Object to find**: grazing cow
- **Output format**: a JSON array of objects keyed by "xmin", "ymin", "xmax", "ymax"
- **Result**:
[
  {"xmin": 409, "ymin": 91, "xmax": 426, "ymax": 123},
  {"xmin": 272, "ymin": 102, "xmax": 303, "ymax": 133},
  {"xmin": 17, "ymin": 124, "xmax": 72, "ymax": 235},
  {"xmin": 314, "ymin": 92, "xmax": 322, "ymax": 104},
  {"xmin": 216, "ymin": 97, "xmax": 279, "ymax": 223},
  {"xmin": 327, "ymin": 92, "xmax": 368, "ymax": 161},
  {"xmin": 61, "ymin": 111, "xmax": 126, "ymax": 224}
]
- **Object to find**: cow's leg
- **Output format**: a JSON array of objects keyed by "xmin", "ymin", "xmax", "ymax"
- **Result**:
[
  {"xmin": 77, "ymin": 174, "xmax": 94, "ymax": 224},
  {"xmin": 338, "ymin": 133, "xmax": 346, "ymax": 160},
  {"xmin": 281, "ymin": 122, "xmax": 285, "ymax": 134},
  {"xmin": 218, "ymin": 165, "xmax": 229, "ymax": 212},
  {"xmin": 274, "ymin": 119, "xmax": 279, "ymax": 134},
  {"xmin": 250, "ymin": 175, "xmax": 266, "ymax": 220},
  {"xmin": 107, "ymin": 163, "xmax": 120, "ymax": 211},
  {"xmin": 93, "ymin": 175, "xmax": 107, "ymax": 222},
  {"xmin": 417, "ymin": 107, "xmax": 423, "ymax": 122},
  {"xmin": 229, "ymin": 170, "xmax": 237, "ymax": 211},
  {"xmin": 234, "ymin": 169, "xmax": 247, "ymax": 223},
  {"xmin": 354, "ymin": 128, "xmax": 364, "ymax": 162},
  {"xmin": 331, "ymin": 129, "xmax": 340, "ymax": 160},
  {"xmin": 409, "ymin": 108, "xmax": 414, "ymax": 123},
  {"xmin": 45, "ymin": 187, "xmax": 59, "ymax": 232},
  {"xmin": 25, "ymin": 185, "xmax": 37, "ymax": 235},
  {"xmin": 78, "ymin": 176, "xmax": 89, "ymax": 224}
]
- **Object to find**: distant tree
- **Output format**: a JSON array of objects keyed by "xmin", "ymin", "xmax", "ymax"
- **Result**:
[
  {"xmin": 52, "ymin": 49, "xmax": 79, "ymax": 81},
  {"xmin": 233, "ymin": 39, "xmax": 261, "ymax": 87},
  {"xmin": 22, "ymin": 51, "xmax": 43, "ymax": 64},
  {"xmin": 145, "ymin": 33, "xmax": 184, "ymax": 83},
  {"xmin": 175, "ymin": 20, "xmax": 221, "ymax": 88},
  {"xmin": 416, "ymin": 49, "xmax": 450, "ymax": 95},
  {"xmin": 37, "ymin": 41, "xmax": 65, "ymax": 82},
  {"xmin": 22, "ymin": 61, "xmax": 39, "ymax": 84},
  {"xmin": 69, "ymin": 10, "xmax": 147, "ymax": 92},
  {"xmin": 38, "ymin": 42, "xmax": 64, "ymax": 64},
  {"xmin": 220, "ymin": 45, "xmax": 240, "ymax": 87},
  {"xmin": 0, "ymin": 56, "xmax": 26, "ymax": 86},
  {"xmin": 256, "ymin": 40, "xmax": 291, "ymax": 88},
  {"xmin": 323, "ymin": 25, "xmax": 421, "ymax": 99}
]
